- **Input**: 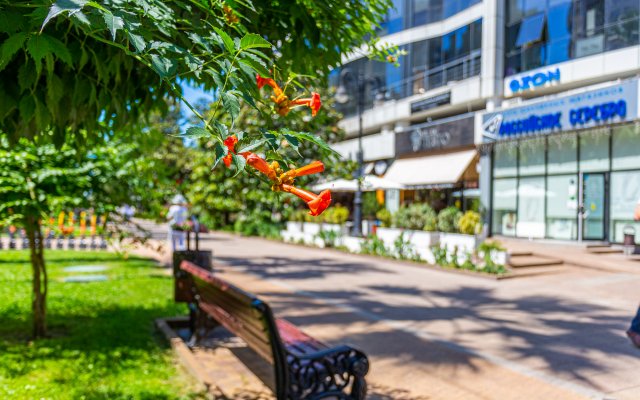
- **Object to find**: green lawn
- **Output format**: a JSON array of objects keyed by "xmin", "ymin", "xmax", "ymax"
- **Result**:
[{"xmin": 0, "ymin": 250, "xmax": 204, "ymax": 399}]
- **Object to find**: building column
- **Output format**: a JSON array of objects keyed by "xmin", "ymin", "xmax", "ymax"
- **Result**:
[{"xmin": 481, "ymin": 0, "xmax": 504, "ymax": 102}]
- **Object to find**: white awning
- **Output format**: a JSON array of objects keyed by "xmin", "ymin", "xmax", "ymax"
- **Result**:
[
  {"xmin": 384, "ymin": 150, "xmax": 477, "ymax": 188},
  {"xmin": 311, "ymin": 175, "xmax": 405, "ymax": 192}
]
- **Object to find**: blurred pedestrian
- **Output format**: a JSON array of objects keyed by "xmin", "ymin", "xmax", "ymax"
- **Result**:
[
  {"xmin": 167, "ymin": 194, "xmax": 188, "ymax": 251},
  {"xmin": 627, "ymin": 307, "xmax": 640, "ymax": 348}
]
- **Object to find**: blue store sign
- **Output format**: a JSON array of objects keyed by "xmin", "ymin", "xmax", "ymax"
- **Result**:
[
  {"xmin": 509, "ymin": 68, "xmax": 561, "ymax": 93},
  {"xmin": 482, "ymin": 80, "xmax": 638, "ymax": 140}
]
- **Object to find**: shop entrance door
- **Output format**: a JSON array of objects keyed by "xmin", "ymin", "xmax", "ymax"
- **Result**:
[{"xmin": 580, "ymin": 172, "xmax": 608, "ymax": 241}]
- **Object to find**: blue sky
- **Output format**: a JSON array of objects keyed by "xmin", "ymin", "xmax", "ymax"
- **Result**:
[{"xmin": 179, "ymin": 81, "xmax": 213, "ymax": 121}]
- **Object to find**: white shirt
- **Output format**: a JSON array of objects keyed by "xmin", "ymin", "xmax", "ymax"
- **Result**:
[{"xmin": 167, "ymin": 205, "xmax": 188, "ymax": 226}]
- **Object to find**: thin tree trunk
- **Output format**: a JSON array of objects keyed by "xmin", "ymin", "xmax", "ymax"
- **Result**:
[{"xmin": 26, "ymin": 216, "xmax": 47, "ymax": 338}]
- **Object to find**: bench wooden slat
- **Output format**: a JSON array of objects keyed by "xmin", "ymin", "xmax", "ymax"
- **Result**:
[{"xmin": 178, "ymin": 260, "xmax": 368, "ymax": 399}]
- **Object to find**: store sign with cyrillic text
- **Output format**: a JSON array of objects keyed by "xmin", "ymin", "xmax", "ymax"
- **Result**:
[{"xmin": 482, "ymin": 80, "xmax": 638, "ymax": 141}]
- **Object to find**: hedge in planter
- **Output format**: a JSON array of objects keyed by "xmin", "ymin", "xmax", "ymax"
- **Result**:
[
  {"xmin": 437, "ymin": 207, "xmax": 463, "ymax": 233},
  {"xmin": 393, "ymin": 203, "xmax": 437, "ymax": 231}
]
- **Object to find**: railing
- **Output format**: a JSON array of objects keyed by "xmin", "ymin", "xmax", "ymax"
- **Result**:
[{"xmin": 338, "ymin": 51, "xmax": 482, "ymax": 117}]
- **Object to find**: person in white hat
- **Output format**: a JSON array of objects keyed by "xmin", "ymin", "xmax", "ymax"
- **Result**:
[{"xmin": 167, "ymin": 194, "xmax": 189, "ymax": 251}]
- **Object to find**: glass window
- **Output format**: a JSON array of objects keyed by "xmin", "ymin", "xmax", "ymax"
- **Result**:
[
  {"xmin": 385, "ymin": 52, "xmax": 405, "ymax": 99},
  {"xmin": 429, "ymin": 36, "xmax": 442, "ymax": 68},
  {"xmin": 605, "ymin": 0, "xmax": 640, "ymax": 51},
  {"xmin": 546, "ymin": 175, "xmax": 579, "ymax": 240},
  {"xmin": 517, "ymin": 176, "xmax": 546, "ymax": 238},
  {"xmin": 471, "ymin": 20, "xmax": 482, "ymax": 50},
  {"xmin": 516, "ymin": 12, "xmax": 546, "ymax": 47},
  {"xmin": 492, "ymin": 178, "xmax": 517, "ymax": 236},
  {"xmin": 579, "ymin": 129, "xmax": 610, "ymax": 172},
  {"xmin": 442, "ymin": 31, "xmax": 454, "ymax": 62},
  {"xmin": 507, "ymin": 0, "xmax": 524, "ymax": 24},
  {"xmin": 610, "ymin": 171, "xmax": 640, "ymax": 243},
  {"xmin": 494, "ymin": 142, "xmax": 518, "ymax": 178},
  {"xmin": 522, "ymin": 0, "xmax": 545, "ymax": 17},
  {"xmin": 548, "ymin": 134, "xmax": 578, "ymax": 173},
  {"xmin": 612, "ymin": 125, "xmax": 640, "ymax": 170},
  {"xmin": 412, "ymin": 0, "xmax": 430, "ymax": 26},
  {"xmin": 519, "ymin": 137, "xmax": 545, "ymax": 176},
  {"xmin": 547, "ymin": 3, "xmax": 572, "ymax": 64},
  {"xmin": 380, "ymin": 0, "xmax": 405, "ymax": 34},
  {"xmin": 454, "ymin": 25, "xmax": 470, "ymax": 59},
  {"xmin": 411, "ymin": 40, "xmax": 428, "ymax": 94}
]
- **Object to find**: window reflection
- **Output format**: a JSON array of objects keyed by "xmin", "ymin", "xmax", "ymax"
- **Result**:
[
  {"xmin": 505, "ymin": 0, "xmax": 640, "ymax": 77},
  {"xmin": 334, "ymin": 20, "xmax": 482, "ymax": 116}
]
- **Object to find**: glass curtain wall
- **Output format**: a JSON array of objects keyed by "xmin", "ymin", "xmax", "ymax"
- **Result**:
[
  {"xmin": 505, "ymin": 0, "xmax": 640, "ymax": 76},
  {"xmin": 336, "ymin": 20, "xmax": 482, "ymax": 116},
  {"xmin": 491, "ymin": 124, "xmax": 640, "ymax": 242}
]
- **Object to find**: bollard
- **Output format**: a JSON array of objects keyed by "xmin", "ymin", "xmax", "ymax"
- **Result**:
[
  {"xmin": 90, "ymin": 236, "xmax": 97, "ymax": 249},
  {"xmin": 79, "ymin": 236, "xmax": 87, "ymax": 249},
  {"xmin": 67, "ymin": 235, "xmax": 76, "ymax": 250}
]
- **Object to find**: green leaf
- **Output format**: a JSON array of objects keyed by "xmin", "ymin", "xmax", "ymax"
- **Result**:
[
  {"xmin": 150, "ymin": 54, "xmax": 177, "ymax": 78},
  {"xmin": 240, "ymin": 34, "xmax": 271, "ymax": 50},
  {"xmin": 230, "ymin": 153, "xmax": 246, "ymax": 177},
  {"xmin": 284, "ymin": 134, "xmax": 300, "ymax": 147},
  {"xmin": 18, "ymin": 62, "xmax": 38, "ymax": 92},
  {"xmin": 19, "ymin": 96, "xmax": 36, "ymax": 121},
  {"xmin": 126, "ymin": 31, "xmax": 146, "ymax": 53},
  {"xmin": 212, "ymin": 27, "xmax": 236, "ymax": 54},
  {"xmin": 212, "ymin": 142, "xmax": 228, "ymax": 170},
  {"xmin": 0, "ymin": 32, "xmax": 27, "ymax": 71},
  {"xmin": 211, "ymin": 120, "xmax": 229, "ymax": 138},
  {"xmin": 45, "ymin": 36, "xmax": 73, "ymax": 66},
  {"xmin": 41, "ymin": 0, "xmax": 88, "ymax": 31},
  {"xmin": 285, "ymin": 130, "xmax": 338, "ymax": 156},
  {"xmin": 183, "ymin": 126, "xmax": 210, "ymax": 138},
  {"xmin": 26, "ymin": 35, "xmax": 53, "ymax": 63},
  {"xmin": 237, "ymin": 138, "xmax": 268, "ymax": 153},
  {"xmin": 237, "ymin": 57, "xmax": 269, "ymax": 79},
  {"xmin": 102, "ymin": 11, "xmax": 124, "ymax": 40},
  {"xmin": 221, "ymin": 92, "xmax": 240, "ymax": 121}
]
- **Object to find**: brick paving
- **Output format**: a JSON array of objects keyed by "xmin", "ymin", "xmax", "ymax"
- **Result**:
[{"xmin": 140, "ymin": 226, "xmax": 640, "ymax": 399}]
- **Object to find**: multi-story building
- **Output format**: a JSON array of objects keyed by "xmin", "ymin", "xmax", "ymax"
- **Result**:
[{"xmin": 331, "ymin": 0, "xmax": 640, "ymax": 243}]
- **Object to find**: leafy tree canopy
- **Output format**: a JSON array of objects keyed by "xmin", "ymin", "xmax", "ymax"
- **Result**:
[{"xmin": 0, "ymin": 0, "xmax": 395, "ymax": 147}]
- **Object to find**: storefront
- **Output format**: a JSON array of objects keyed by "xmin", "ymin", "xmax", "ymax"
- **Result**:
[
  {"xmin": 385, "ymin": 113, "xmax": 478, "ymax": 212},
  {"xmin": 481, "ymin": 79, "xmax": 640, "ymax": 242}
]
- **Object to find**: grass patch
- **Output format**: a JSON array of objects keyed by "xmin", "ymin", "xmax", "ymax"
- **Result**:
[{"xmin": 0, "ymin": 250, "xmax": 204, "ymax": 399}]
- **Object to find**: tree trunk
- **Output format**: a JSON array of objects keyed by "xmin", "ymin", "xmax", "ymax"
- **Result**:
[{"xmin": 26, "ymin": 216, "xmax": 47, "ymax": 338}]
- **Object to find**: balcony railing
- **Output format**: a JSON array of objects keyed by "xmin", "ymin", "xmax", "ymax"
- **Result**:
[{"xmin": 337, "ymin": 51, "xmax": 482, "ymax": 117}]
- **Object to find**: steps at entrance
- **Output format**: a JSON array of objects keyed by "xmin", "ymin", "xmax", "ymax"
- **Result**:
[
  {"xmin": 507, "ymin": 254, "xmax": 563, "ymax": 268},
  {"xmin": 586, "ymin": 245, "xmax": 623, "ymax": 254}
]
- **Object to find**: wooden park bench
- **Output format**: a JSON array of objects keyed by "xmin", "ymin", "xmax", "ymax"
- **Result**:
[{"xmin": 176, "ymin": 260, "xmax": 370, "ymax": 400}]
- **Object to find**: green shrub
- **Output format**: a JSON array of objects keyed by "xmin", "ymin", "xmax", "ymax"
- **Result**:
[
  {"xmin": 393, "ymin": 232, "xmax": 421, "ymax": 261},
  {"xmin": 459, "ymin": 211, "xmax": 482, "ymax": 235},
  {"xmin": 392, "ymin": 203, "xmax": 437, "ymax": 231},
  {"xmin": 323, "ymin": 205, "xmax": 349, "ymax": 225},
  {"xmin": 316, "ymin": 229, "xmax": 342, "ymax": 248},
  {"xmin": 234, "ymin": 209, "xmax": 282, "ymax": 238},
  {"xmin": 359, "ymin": 235, "xmax": 388, "ymax": 256},
  {"xmin": 363, "ymin": 192, "xmax": 383, "ymax": 219},
  {"xmin": 376, "ymin": 208, "xmax": 392, "ymax": 228},
  {"xmin": 437, "ymin": 207, "xmax": 462, "ymax": 233},
  {"xmin": 290, "ymin": 209, "xmax": 308, "ymax": 223}
]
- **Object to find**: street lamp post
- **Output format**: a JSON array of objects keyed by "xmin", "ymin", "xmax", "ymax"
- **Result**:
[{"xmin": 335, "ymin": 69, "xmax": 385, "ymax": 237}]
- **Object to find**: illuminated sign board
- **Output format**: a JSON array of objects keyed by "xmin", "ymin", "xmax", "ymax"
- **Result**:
[{"xmin": 509, "ymin": 68, "xmax": 561, "ymax": 93}]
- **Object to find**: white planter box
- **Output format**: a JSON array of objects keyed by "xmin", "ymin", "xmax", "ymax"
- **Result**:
[
  {"xmin": 321, "ymin": 223, "xmax": 343, "ymax": 233},
  {"xmin": 440, "ymin": 233, "xmax": 479, "ymax": 253},
  {"xmin": 376, "ymin": 227, "xmax": 403, "ymax": 249},
  {"xmin": 303, "ymin": 222, "xmax": 322, "ymax": 235},
  {"xmin": 342, "ymin": 236, "xmax": 363, "ymax": 253},
  {"xmin": 286, "ymin": 221, "xmax": 305, "ymax": 235}
]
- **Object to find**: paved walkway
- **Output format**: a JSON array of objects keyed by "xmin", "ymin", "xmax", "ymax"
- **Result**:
[{"xmin": 144, "ymin": 226, "xmax": 640, "ymax": 399}]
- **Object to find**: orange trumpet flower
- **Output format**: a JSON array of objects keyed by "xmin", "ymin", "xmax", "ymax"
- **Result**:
[
  {"xmin": 222, "ymin": 135, "xmax": 238, "ymax": 167},
  {"xmin": 290, "ymin": 92, "xmax": 322, "ymax": 116},
  {"xmin": 282, "ymin": 184, "xmax": 332, "ymax": 216},
  {"xmin": 245, "ymin": 153, "xmax": 277, "ymax": 180}
]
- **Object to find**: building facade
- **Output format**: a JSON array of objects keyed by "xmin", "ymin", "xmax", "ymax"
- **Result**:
[{"xmin": 331, "ymin": 0, "xmax": 640, "ymax": 243}]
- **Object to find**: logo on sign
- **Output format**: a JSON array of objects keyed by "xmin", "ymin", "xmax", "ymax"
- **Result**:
[
  {"xmin": 410, "ymin": 128, "xmax": 451, "ymax": 151},
  {"xmin": 510, "ymin": 68, "xmax": 560, "ymax": 93}
]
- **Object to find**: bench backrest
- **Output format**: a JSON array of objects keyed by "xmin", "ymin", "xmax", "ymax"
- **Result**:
[{"xmin": 180, "ymin": 261, "xmax": 288, "ymax": 394}]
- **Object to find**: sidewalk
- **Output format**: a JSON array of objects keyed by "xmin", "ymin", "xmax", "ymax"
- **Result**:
[{"xmin": 497, "ymin": 236, "xmax": 640, "ymax": 275}]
